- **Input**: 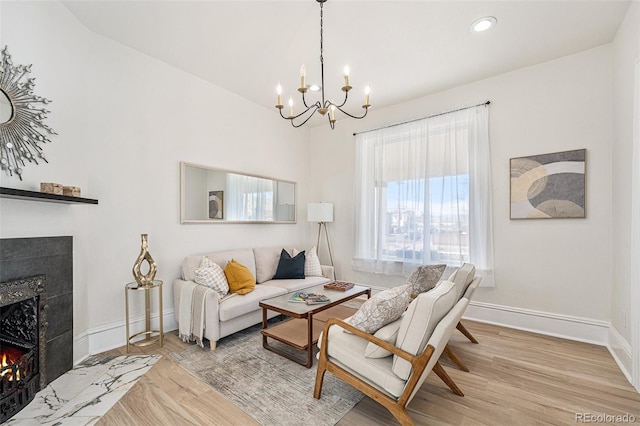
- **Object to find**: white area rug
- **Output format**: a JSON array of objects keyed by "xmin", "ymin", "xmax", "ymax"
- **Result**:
[
  {"xmin": 6, "ymin": 355, "xmax": 160, "ymax": 425},
  {"xmin": 170, "ymin": 323, "xmax": 364, "ymax": 426}
]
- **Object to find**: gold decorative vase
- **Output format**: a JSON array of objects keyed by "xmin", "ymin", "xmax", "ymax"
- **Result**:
[{"xmin": 132, "ymin": 234, "xmax": 158, "ymax": 286}]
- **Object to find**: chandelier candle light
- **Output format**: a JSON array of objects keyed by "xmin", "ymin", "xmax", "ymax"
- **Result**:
[{"xmin": 275, "ymin": 0, "xmax": 371, "ymax": 129}]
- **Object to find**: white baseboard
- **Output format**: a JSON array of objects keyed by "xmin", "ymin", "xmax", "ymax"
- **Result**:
[
  {"xmin": 463, "ymin": 301, "xmax": 640, "ymax": 390},
  {"xmin": 73, "ymin": 331, "xmax": 89, "ymax": 365},
  {"xmin": 607, "ymin": 326, "xmax": 633, "ymax": 385},
  {"xmin": 75, "ymin": 309, "xmax": 178, "ymax": 358},
  {"xmin": 464, "ymin": 301, "xmax": 610, "ymax": 346}
]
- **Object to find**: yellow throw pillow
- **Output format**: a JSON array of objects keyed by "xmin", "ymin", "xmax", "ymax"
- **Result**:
[{"xmin": 224, "ymin": 259, "xmax": 256, "ymax": 295}]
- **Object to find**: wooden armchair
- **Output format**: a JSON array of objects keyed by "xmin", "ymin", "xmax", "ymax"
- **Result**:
[{"xmin": 314, "ymin": 280, "xmax": 467, "ymax": 426}]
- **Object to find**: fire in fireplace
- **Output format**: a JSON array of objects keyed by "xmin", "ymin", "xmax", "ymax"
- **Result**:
[
  {"xmin": 0, "ymin": 276, "xmax": 47, "ymax": 423},
  {"xmin": 1, "ymin": 344, "xmax": 28, "ymax": 381}
]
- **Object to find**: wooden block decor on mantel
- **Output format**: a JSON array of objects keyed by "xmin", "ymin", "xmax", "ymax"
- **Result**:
[
  {"xmin": 63, "ymin": 186, "xmax": 81, "ymax": 197},
  {"xmin": 41, "ymin": 183, "xmax": 81, "ymax": 197},
  {"xmin": 41, "ymin": 182, "xmax": 63, "ymax": 195}
]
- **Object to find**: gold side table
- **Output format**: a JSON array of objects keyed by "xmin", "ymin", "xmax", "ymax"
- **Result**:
[{"xmin": 125, "ymin": 280, "xmax": 163, "ymax": 353}]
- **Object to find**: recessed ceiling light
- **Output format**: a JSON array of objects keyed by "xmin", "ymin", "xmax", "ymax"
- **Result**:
[
  {"xmin": 471, "ymin": 16, "xmax": 496, "ymax": 33},
  {"xmin": 309, "ymin": 84, "xmax": 321, "ymax": 92}
]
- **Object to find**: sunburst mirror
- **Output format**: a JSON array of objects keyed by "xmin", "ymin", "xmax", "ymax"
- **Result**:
[{"xmin": 0, "ymin": 46, "xmax": 56, "ymax": 180}]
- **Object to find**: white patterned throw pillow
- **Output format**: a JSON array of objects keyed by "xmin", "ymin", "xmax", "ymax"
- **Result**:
[
  {"xmin": 304, "ymin": 246, "xmax": 323, "ymax": 277},
  {"xmin": 293, "ymin": 246, "xmax": 323, "ymax": 277},
  {"xmin": 347, "ymin": 284, "xmax": 412, "ymax": 334},
  {"xmin": 406, "ymin": 264, "xmax": 446, "ymax": 297},
  {"xmin": 193, "ymin": 256, "xmax": 229, "ymax": 300}
]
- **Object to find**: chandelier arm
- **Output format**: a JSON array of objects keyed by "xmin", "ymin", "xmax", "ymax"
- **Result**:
[
  {"xmin": 333, "ymin": 89, "xmax": 349, "ymax": 109},
  {"xmin": 289, "ymin": 105, "xmax": 322, "ymax": 128},
  {"xmin": 301, "ymin": 90, "xmax": 312, "ymax": 109},
  {"xmin": 279, "ymin": 101, "xmax": 321, "ymax": 121},
  {"xmin": 334, "ymin": 104, "xmax": 370, "ymax": 120}
]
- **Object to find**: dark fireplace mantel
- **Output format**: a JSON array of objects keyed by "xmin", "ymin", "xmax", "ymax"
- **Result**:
[{"xmin": 0, "ymin": 187, "xmax": 98, "ymax": 205}]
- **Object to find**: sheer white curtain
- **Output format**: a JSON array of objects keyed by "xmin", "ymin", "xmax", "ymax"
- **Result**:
[
  {"xmin": 226, "ymin": 174, "xmax": 274, "ymax": 221},
  {"xmin": 353, "ymin": 104, "xmax": 494, "ymax": 285}
]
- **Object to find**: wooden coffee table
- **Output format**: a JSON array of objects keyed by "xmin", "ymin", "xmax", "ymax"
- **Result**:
[{"xmin": 260, "ymin": 283, "xmax": 370, "ymax": 368}]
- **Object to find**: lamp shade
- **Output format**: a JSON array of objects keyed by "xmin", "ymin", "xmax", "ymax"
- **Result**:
[{"xmin": 307, "ymin": 202, "xmax": 334, "ymax": 223}]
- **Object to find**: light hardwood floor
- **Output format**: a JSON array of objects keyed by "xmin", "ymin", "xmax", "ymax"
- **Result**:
[{"xmin": 96, "ymin": 321, "xmax": 640, "ymax": 425}]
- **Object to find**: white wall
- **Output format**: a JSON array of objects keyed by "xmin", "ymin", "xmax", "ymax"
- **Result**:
[
  {"xmin": 611, "ymin": 1, "xmax": 640, "ymax": 387},
  {"xmin": 0, "ymin": 1, "xmax": 311, "ymax": 359},
  {"xmin": 612, "ymin": 0, "xmax": 640, "ymax": 346},
  {"xmin": 308, "ymin": 45, "xmax": 614, "ymax": 325}
]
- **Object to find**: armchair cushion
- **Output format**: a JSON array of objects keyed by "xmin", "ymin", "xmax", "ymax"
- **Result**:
[
  {"xmin": 393, "ymin": 280, "xmax": 457, "ymax": 380},
  {"xmin": 319, "ymin": 322, "xmax": 407, "ymax": 398},
  {"xmin": 449, "ymin": 263, "xmax": 476, "ymax": 300},
  {"xmin": 364, "ymin": 316, "xmax": 403, "ymax": 359},
  {"xmin": 347, "ymin": 284, "xmax": 412, "ymax": 334}
]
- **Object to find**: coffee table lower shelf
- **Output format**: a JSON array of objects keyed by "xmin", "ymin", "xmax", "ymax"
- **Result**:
[
  {"xmin": 260, "ymin": 284, "xmax": 370, "ymax": 368},
  {"xmin": 261, "ymin": 305, "xmax": 360, "ymax": 368},
  {"xmin": 261, "ymin": 318, "xmax": 325, "ymax": 351}
]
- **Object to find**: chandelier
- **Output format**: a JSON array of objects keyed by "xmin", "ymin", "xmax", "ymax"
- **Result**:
[{"xmin": 275, "ymin": 0, "xmax": 370, "ymax": 129}]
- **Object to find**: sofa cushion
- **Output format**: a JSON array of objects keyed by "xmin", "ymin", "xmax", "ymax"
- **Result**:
[
  {"xmin": 218, "ymin": 285, "xmax": 287, "ymax": 321},
  {"xmin": 273, "ymin": 249, "xmax": 305, "ymax": 279},
  {"xmin": 253, "ymin": 247, "xmax": 294, "ymax": 284},
  {"xmin": 318, "ymin": 322, "xmax": 406, "ymax": 398},
  {"xmin": 224, "ymin": 259, "xmax": 256, "ymax": 295},
  {"xmin": 264, "ymin": 276, "xmax": 329, "ymax": 292},
  {"xmin": 392, "ymin": 280, "xmax": 457, "ymax": 380},
  {"xmin": 406, "ymin": 264, "xmax": 446, "ymax": 297},
  {"xmin": 347, "ymin": 284, "xmax": 411, "ymax": 334},
  {"xmin": 182, "ymin": 249, "xmax": 256, "ymax": 282},
  {"xmin": 449, "ymin": 263, "xmax": 476, "ymax": 300},
  {"xmin": 193, "ymin": 256, "xmax": 229, "ymax": 300},
  {"xmin": 364, "ymin": 316, "xmax": 403, "ymax": 359}
]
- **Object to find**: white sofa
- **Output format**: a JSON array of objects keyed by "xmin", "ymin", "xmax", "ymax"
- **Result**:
[{"xmin": 173, "ymin": 247, "xmax": 334, "ymax": 350}]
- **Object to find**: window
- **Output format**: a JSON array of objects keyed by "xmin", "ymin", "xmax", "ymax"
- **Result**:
[{"xmin": 354, "ymin": 104, "xmax": 493, "ymax": 282}]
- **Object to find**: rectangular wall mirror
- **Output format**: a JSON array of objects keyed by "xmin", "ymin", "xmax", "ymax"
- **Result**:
[{"xmin": 180, "ymin": 162, "xmax": 296, "ymax": 224}]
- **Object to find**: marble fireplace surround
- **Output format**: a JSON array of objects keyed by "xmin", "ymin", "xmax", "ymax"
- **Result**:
[{"xmin": 0, "ymin": 236, "xmax": 73, "ymax": 386}]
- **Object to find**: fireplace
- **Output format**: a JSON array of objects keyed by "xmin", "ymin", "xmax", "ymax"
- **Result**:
[
  {"xmin": 0, "ymin": 236, "xmax": 73, "ymax": 422},
  {"xmin": 0, "ymin": 275, "xmax": 47, "ymax": 423}
]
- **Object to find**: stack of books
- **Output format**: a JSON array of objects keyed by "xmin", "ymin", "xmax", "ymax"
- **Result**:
[{"xmin": 288, "ymin": 291, "xmax": 331, "ymax": 305}]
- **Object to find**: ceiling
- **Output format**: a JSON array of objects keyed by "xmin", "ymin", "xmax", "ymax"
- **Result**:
[{"xmin": 62, "ymin": 0, "xmax": 630, "ymax": 124}]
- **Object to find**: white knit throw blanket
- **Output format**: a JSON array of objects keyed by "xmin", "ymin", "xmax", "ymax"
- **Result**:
[{"xmin": 178, "ymin": 281, "xmax": 209, "ymax": 348}]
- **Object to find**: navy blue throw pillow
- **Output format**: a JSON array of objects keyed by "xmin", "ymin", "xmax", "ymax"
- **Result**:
[{"xmin": 273, "ymin": 249, "xmax": 306, "ymax": 279}]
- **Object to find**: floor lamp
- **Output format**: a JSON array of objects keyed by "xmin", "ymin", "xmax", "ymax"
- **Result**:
[{"xmin": 307, "ymin": 202, "xmax": 335, "ymax": 279}]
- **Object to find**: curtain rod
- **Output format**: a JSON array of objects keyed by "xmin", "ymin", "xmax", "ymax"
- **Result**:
[{"xmin": 352, "ymin": 100, "xmax": 491, "ymax": 136}]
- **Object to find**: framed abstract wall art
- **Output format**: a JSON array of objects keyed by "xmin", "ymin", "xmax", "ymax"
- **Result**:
[
  {"xmin": 208, "ymin": 190, "xmax": 224, "ymax": 219},
  {"xmin": 510, "ymin": 149, "xmax": 586, "ymax": 219}
]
